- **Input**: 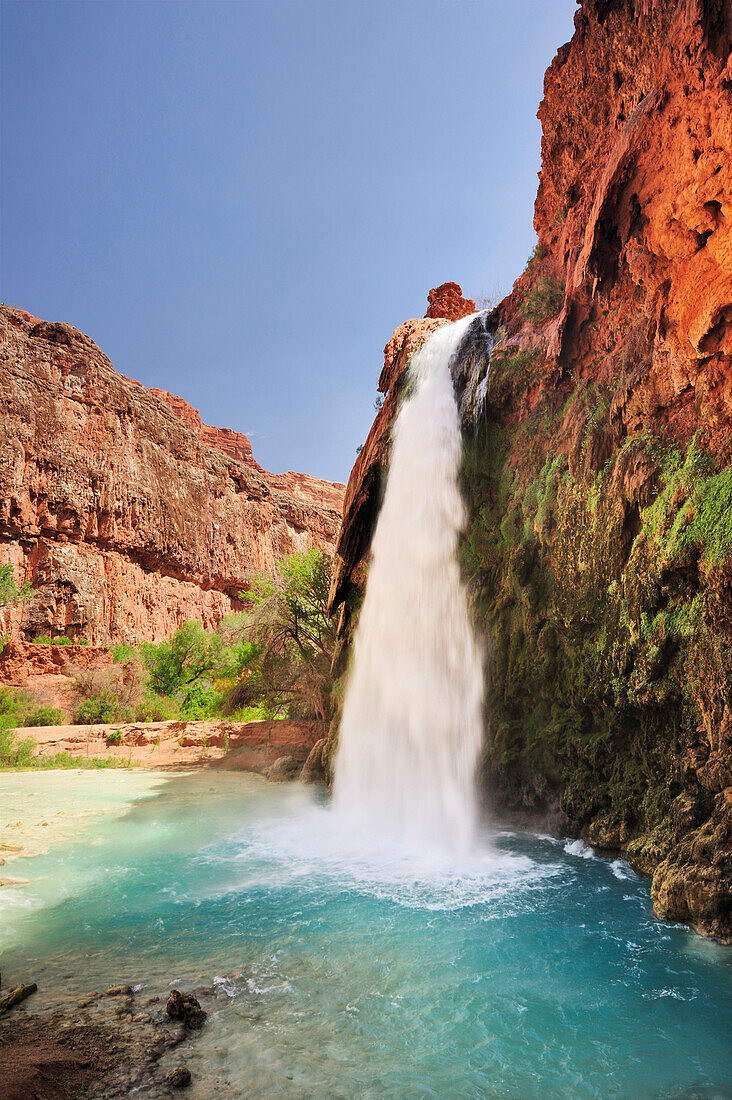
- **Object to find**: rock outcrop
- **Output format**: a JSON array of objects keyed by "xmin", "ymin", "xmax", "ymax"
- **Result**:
[
  {"xmin": 327, "ymin": 3, "xmax": 732, "ymax": 939},
  {"xmin": 0, "ymin": 307, "xmax": 344, "ymax": 644}
]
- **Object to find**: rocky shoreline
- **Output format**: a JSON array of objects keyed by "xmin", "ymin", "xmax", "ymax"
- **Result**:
[{"xmin": 0, "ymin": 981, "xmax": 215, "ymax": 1098}]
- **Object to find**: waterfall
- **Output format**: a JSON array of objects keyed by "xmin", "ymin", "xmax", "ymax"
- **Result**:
[{"xmin": 333, "ymin": 314, "xmax": 485, "ymax": 854}]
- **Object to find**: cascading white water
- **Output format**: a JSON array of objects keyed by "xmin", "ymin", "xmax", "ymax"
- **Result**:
[{"xmin": 333, "ymin": 314, "xmax": 485, "ymax": 854}]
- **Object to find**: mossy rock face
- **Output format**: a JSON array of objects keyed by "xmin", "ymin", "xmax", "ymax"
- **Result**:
[{"xmin": 459, "ymin": 384, "xmax": 732, "ymax": 935}]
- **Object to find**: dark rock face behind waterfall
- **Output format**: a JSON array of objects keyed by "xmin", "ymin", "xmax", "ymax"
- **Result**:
[{"xmin": 326, "ymin": 0, "xmax": 732, "ymax": 940}]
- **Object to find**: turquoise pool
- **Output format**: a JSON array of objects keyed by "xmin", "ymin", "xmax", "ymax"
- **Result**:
[{"xmin": 2, "ymin": 770, "xmax": 730, "ymax": 1098}]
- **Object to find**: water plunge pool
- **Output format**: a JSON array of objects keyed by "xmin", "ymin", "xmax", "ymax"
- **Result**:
[{"xmin": 1, "ymin": 770, "xmax": 731, "ymax": 1098}]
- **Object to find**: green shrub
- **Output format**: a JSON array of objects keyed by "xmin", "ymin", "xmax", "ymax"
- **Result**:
[
  {"xmin": 24, "ymin": 706, "xmax": 65, "ymax": 727},
  {"xmin": 525, "ymin": 242, "xmax": 545, "ymax": 275},
  {"xmin": 3, "ymin": 748, "xmax": 136, "ymax": 770},
  {"xmin": 74, "ymin": 690, "xmax": 125, "ymax": 725},
  {"xmin": 140, "ymin": 622, "xmax": 227, "ymax": 697},
  {"xmin": 0, "ymin": 685, "xmax": 56, "ymax": 728},
  {"xmin": 226, "ymin": 704, "xmax": 270, "ymax": 722},
  {"xmin": 71, "ymin": 664, "xmax": 141, "ymax": 724},
  {"xmin": 33, "ymin": 634, "xmax": 73, "ymax": 645},
  {"xmin": 519, "ymin": 277, "xmax": 564, "ymax": 323},
  {"xmin": 105, "ymin": 729, "xmax": 123, "ymax": 745},
  {"xmin": 223, "ymin": 549, "xmax": 336, "ymax": 721},
  {"xmin": 0, "ymin": 723, "xmax": 36, "ymax": 767},
  {"xmin": 0, "ymin": 564, "xmax": 32, "ymax": 609}
]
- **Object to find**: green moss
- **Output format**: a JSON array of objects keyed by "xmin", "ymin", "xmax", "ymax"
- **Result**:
[{"xmin": 639, "ymin": 437, "xmax": 732, "ymax": 566}]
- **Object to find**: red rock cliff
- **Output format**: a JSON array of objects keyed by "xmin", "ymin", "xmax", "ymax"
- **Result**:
[{"xmin": 0, "ymin": 307, "xmax": 344, "ymax": 644}]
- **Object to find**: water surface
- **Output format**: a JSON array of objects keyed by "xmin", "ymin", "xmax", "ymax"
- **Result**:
[{"xmin": 2, "ymin": 770, "xmax": 730, "ymax": 1099}]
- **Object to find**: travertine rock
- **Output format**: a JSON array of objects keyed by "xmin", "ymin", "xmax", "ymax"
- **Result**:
[{"xmin": 0, "ymin": 308, "xmax": 344, "ymax": 644}]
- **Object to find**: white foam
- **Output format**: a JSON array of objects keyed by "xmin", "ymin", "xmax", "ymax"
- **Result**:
[
  {"xmin": 609, "ymin": 859, "xmax": 631, "ymax": 880},
  {"xmin": 564, "ymin": 839, "xmax": 595, "ymax": 859},
  {"xmin": 205, "ymin": 797, "xmax": 563, "ymax": 913}
]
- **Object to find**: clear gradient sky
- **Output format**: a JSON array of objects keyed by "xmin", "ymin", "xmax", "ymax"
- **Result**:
[{"xmin": 1, "ymin": 0, "xmax": 576, "ymax": 483}]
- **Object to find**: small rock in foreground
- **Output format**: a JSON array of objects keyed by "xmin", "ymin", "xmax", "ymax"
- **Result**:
[{"xmin": 166, "ymin": 1066, "xmax": 192, "ymax": 1088}]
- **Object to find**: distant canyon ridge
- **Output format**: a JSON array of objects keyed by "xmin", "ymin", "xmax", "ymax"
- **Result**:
[{"xmin": 0, "ymin": 306, "xmax": 345, "ymax": 644}]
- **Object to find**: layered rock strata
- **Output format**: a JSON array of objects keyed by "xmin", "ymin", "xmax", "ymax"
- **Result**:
[
  {"xmin": 327, "ymin": 1, "xmax": 732, "ymax": 939},
  {"xmin": 0, "ymin": 307, "xmax": 344, "ymax": 644}
]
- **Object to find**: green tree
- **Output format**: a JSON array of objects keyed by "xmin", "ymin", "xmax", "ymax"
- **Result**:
[
  {"xmin": 223, "ymin": 549, "xmax": 336, "ymax": 720},
  {"xmin": 140, "ymin": 621, "xmax": 227, "ymax": 696}
]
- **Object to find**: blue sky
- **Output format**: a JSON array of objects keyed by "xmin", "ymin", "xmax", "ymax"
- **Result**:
[{"xmin": 1, "ymin": 0, "xmax": 576, "ymax": 483}]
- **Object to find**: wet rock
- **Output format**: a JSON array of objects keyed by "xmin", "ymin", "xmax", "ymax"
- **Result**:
[
  {"xmin": 651, "ymin": 792, "xmax": 732, "ymax": 941},
  {"xmin": 166, "ymin": 989, "xmax": 207, "ymax": 1030},
  {"xmin": 166, "ymin": 1066, "xmax": 192, "ymax": 1088},
  {"xmin": 0, "ymin": 981, "xmax": 206, "ymax": 1099},
  {"xmin": 105, "ymin": 984, "xmax": 133, "ymax": 996}
]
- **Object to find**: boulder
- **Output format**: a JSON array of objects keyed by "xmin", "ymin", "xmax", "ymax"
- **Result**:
[
  {"xmin": 165, "ymin": 990, "xmax": 206, "ymax": 1030},
  {"xmin": 266, "ymin": 755, "xmax": 300, "ymax": 781}
]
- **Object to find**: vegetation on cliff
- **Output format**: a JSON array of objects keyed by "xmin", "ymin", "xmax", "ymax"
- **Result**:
[{"xmin": 458, "ymin": 325, "xmax": 732, "ymax": 938}]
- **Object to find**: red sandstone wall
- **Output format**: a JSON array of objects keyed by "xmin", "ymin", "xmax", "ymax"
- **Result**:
[{"xmin": 0, "ymin": 308, "xmax": 344, "ymax": 645}]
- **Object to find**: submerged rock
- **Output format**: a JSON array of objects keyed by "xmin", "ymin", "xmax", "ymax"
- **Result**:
[{"xmin": 0, "ymin": 981, "xmax": 206, "ymax": 1098}]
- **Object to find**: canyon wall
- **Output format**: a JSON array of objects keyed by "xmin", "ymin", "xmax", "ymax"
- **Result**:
[
  {"xmin": 327, "ymin": 1, "xmax": 732, "ymax": 939},
  {"xmin": 0, "ymin": 307, "xmax": 344, "ymax": 645}
]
